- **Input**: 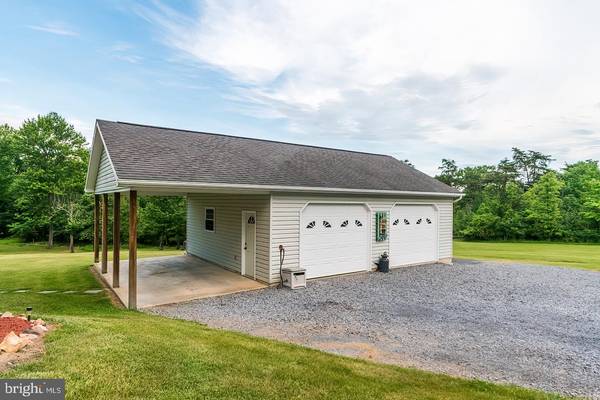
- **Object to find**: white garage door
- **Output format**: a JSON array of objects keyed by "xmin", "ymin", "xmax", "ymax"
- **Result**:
[
  {"xmin": 300, "ymin": 204, "xmax": 370, "ymax": 278},
  {"xmin": 389, "ymin": 204, "xmax": 437, "ymax": 267}
]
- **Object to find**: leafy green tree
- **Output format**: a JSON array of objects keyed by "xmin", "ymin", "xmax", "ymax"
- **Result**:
[
  {"xmin": 511, "ymin": 147, "xmax": 553, "ymax": 187},
  {"xmin": 437, "ymin": 159, "xmax": 459, "ymax": 187},
  {"xmin": 54, "ymin": 193, "xmax": 93, "ymax": 252},
  {"xmin": 493, "ymin": 158, "xmax": 520, "ymax": 191},
  {"xmin": 461, "ymin": 197, "xmax": 501, "ymax": 240},
  {"xmin": 437, "ymin": 162, "xmax": 496, "ymax": 235},
  {"xmin": 495, "ymin": 181, "xmax": 526, "ymax": 239},
  {"xmin": 523, "ymin": 171, "xmax": 564, "ymax": 239},
  {"xmin": 461, "ymin": 181, "xmax": 525, "ymax": 240},
  {"xmin": 139, "ymin": 196, "xmax": 186, "ymax": 249},
  {"xmin": 582, "ymin": 178, "xmax": 600, "ymax": 225},
  {"xmin": 0, "ymin": 125, "xmax": 17, "ymax": 237},
  {"xmin": 561, "ymin": 161, "xmax": 600, "ymax": 241},
  {"xmin": 9, "ymin": 113, "xmax": 88, "ymax": 246}
]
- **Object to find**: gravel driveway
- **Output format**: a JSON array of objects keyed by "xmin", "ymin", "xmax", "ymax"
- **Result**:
[{"xmin": 149, "ymin": 260, "xmax": 600, "ymax": 398}]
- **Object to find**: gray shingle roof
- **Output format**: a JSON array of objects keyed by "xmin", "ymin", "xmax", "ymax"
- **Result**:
[{"xmin": 97, "ymin": 120, "xmax": 459, "ymax": 195}]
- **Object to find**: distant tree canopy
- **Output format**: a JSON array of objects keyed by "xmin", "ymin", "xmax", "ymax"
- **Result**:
[
  {"xmin": 1, "ymin": 113, "xmax": 186, "ymax": 249},
  {"xmin": 437, "ymin": 150, "xmax": 600, "ymax": 242}
]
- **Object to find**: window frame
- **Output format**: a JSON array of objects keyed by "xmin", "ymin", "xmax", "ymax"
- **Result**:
[{"xmin": 204, "ymin": 207, "xmax": 216, "ymax": 232}]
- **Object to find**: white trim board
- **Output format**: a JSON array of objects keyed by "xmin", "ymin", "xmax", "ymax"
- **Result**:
[{"xmin": 118, "ymin": 179, "xmax": 463, "ymax": 198}]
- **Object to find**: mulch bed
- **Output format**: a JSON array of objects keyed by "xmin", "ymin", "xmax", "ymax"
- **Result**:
[{"xmin": 0, "ymin": 317, "xmax": 32, "ymax": 341}]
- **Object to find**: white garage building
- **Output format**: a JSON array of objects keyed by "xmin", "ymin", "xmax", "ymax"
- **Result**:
[{"xmin": 87, "ymin": 120, "xmax": 462, "ymax": 288}]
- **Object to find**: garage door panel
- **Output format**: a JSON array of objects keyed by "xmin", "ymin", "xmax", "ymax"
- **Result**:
[
  {"xmin": 390, "ymin": 205, "xmax": 437, "ymax": 267},
  {"xmin": 301, "ymin": 204, "xmax": 369, "ymax": 278}
]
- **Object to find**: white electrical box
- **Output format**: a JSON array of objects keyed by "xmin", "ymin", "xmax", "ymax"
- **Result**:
[{"xmin": 281, "ymin": 268, "xmax": 306, "ymax": 289}]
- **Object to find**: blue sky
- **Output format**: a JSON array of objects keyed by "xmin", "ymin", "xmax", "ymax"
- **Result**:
[
  {"xmin": 1, "ymin": 1, "xmax": 599, "ymax": 174},
  {"xmin": 0, "ymin": 1, "xmax": 283, "ymax": 140}
]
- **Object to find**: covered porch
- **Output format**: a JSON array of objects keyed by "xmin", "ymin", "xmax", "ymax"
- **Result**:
[
  {"xmin": 90, "ymin": 188, "xmax": 269, "ymax": 309},
  {"xmin": 94, "ymin": 255, "xmax": 266, "ymax": 308}
]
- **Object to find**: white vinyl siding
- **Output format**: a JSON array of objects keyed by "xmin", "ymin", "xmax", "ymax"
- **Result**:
[
  {"xmin": 186, "ymin": 193, "xmax": 270, "ymax": 283},
  {"xmin": 94, "ymin": 148, "xmax": 117, "ymax": 193},
  {"xmin": 437, "ymin": 201, "xmax": 453, "ymax": 259},
  {"xmin": 269, "ymin": 193, "xmax": 454, "ymax": 282}
]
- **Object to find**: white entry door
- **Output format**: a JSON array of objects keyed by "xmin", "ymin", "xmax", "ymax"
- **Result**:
[
  {"xmin": 389, "ymin": 204, "xmax": 437, "ymax": 267},
  {"xmin": 242, "ymin": 211, "xmax": 256, "ymax": 278},
  {"xmin": 300, "ymin": 204, "xmax": 369, "ymax": 278}
]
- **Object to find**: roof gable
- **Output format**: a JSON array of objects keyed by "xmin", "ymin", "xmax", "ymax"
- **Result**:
[{"xmin": 85, "ymin": 122, "xmax": 119, "ymax": 193}]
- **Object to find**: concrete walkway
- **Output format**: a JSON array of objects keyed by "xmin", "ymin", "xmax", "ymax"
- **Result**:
[{"xmin": 94, "ymin": 255, "xmax": 266, "ymax": 308}]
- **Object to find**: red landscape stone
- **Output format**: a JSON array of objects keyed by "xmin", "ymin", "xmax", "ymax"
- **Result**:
[{"xmin": 0, "ymin": 317, "xmax": 32, "ymax": 341}]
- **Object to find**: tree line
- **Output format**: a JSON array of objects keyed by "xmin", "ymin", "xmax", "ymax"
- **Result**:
[
  {"xmin": 1, "ymin": 112, "xmax": 598, "ymax": 247},
  {"xmin": 0, "ymin": 113, "xmax": 185, "ymax": 251},
  {"xmin": 436, "ymin": 149, "xmax": 600, "ymax": 241}
]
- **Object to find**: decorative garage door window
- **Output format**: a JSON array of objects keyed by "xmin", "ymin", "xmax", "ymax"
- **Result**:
[{"xmin": 375, "ymin": 211, "xmax": 388, "ymax": 241}]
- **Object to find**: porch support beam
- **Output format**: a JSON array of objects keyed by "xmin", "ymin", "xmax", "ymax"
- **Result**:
[
  {"xmin": 112, "ymin": 192, "xmax": 121, "ymax": 288},
  {"xmin": 93, "ymin": 194, "xmax": 100, "ymax": 263},
  {"xmin": 101, "ymin": 194, "xmax": 108, "ymax": 274},
  {"xmin": 128, "ymin": 190, "xmax": 138, "ymax": 310}
]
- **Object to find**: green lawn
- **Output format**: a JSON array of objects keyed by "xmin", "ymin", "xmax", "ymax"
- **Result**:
[
  {"xmin": 454, "ymin": 240, "xmax": 600, "ymax": 272},
  {"xmin": 0, "ymin": 239, "xmax": 563, "ymax": 399}
]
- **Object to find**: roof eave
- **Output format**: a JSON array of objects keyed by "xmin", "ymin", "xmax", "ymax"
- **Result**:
[{"xmin": 117, "ymin": 179, "xmax": 463, "ymax": 198}]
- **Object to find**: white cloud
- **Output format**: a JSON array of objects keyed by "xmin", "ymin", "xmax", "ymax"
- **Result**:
[
  {"xmin": 113, "ymin": 54, "xmax": 143, "ymax": 64},
  {"xmin": 139, "ymin": 0, "xmax": 600, "ymax": 173},
  {"xmin": 109, "ymin": 41, "xmax": 134, "ymax": 52},
  {"xmin": 105, "ymin": 41, "xmax": 143, "ymax": 64},
  {"xmin": 27, "ymin": 23, "xmax": 78, "ymax": 36}
]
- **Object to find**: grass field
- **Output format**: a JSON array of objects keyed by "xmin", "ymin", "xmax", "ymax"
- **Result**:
[
  {"xmin": 454, "ymin": 240, "xmax": 600, "ymax": 272},
  {"xmin": 0, "ymin": 238, "xmax": 563, "ymax": 399}
]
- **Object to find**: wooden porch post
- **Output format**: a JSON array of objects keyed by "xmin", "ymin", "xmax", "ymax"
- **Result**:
[
  {"xmin": 128, "ymin": 190, "xmax": 138, "ymax": 310},
  {"xmin": 112, "ymin": 192, "xmax": 121, "ymax": 288},
  {"xmin": 101, "ymin": 194, "xmax": 108, "ymax": 274},
  {"xmin": 93, "ymin": 195, "xmax": 100, "ymax": 263}
]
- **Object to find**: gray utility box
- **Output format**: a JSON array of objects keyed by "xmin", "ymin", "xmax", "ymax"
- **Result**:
[{"xmin": 281, "ymin": 268, "xmax": 307, "ymax": 289}]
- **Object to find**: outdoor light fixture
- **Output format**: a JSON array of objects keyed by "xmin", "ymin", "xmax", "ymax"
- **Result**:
[{"xmin": 26, "ymin": 306, "xmax": 32, "ymax": 321}]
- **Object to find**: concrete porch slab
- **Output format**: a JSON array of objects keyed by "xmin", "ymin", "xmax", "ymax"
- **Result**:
[{"xmin": 94, "ymin": 255, "xmax": 266, "ymax": 308}]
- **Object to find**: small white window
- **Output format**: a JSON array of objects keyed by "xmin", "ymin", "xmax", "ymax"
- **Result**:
[{"xmin": 205, "ymin": 208, "xmax": 215, "ymax": 232}]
